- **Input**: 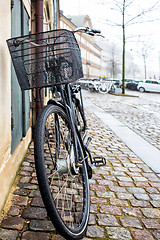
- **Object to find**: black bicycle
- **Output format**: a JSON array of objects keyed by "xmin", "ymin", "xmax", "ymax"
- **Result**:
[{"xmin": 7, "ymin": 27, "xmax": 105, "ymax": 239}]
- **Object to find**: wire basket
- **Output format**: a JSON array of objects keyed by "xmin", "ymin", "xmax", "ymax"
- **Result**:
[{"xmin": 7, "ymin": 29, "xmax": 83, "ymax": 90}]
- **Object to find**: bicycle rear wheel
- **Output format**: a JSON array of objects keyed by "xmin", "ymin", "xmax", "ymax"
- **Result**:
[{"xmin": 34, "ymin": 104, "xmax": 90, "ymax": 239}]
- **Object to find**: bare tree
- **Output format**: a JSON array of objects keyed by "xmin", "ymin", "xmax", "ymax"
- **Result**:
[
  {"xmin": 99, "ymin": 0, "xmax": 160, "ymax": 93},
  {"xmin": 142, "ymin": 47, "xmax": 148, "ymax": 79},
  {"xmin": 98, "ymin": 39, "xmax": 121, "ymax": 78},
  {"xmin": 131, "ymin": 41, "xmax": 154, "ymax": 79},
  {"xmin": 105, "ymin": 44, "xmax": 120, "ymax": 78}
]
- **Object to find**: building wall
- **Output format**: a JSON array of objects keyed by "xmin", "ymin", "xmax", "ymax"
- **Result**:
[
  {"xmin": 0, "ymin": 0, "xmax": 60, "ymax": 213},
  {"xmin": 0, "ymin": 0, "xmax": 32, "ymax": 213},
  {"xmin": 60, "ymin": 15, "xmax": 101, "ymax": 79},
  {"xmin": 80, "ymin": 39, "xmax": 101, "ymax": 78},
  {"xmin": 0, "ymin": 0, "xmax": 11, "ymax": 167}
]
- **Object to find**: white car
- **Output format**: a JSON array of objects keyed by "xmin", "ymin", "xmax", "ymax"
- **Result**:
[{"xmin": 137, "ymin": 79, "xmax": 160, "ymax": 93}]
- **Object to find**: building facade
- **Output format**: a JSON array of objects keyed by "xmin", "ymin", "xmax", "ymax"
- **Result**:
[
  {"xmin": 0, "ymin": 0, "xmax": 60, "ymax": 212},
  {"xmin": 60, "ymin": 13, "xmax": 102, "ymax": 79}
]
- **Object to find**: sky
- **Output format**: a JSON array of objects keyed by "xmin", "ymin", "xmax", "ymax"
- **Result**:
[{"xmin": 60, "ymin": 0, "xmax": 160, "ymax": 78}]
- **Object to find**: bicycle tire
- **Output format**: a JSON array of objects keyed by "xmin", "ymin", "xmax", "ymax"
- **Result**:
[
  {"xmin": 34, "ymin": 104, "xmax": 90, "ymax": 239},
  {"xmin": 98, "ymin": 84, "xmax": 108, "ymax": 93}
]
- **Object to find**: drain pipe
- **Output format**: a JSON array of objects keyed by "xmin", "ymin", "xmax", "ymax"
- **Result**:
[
  {"xmin": 36, "ymin": 0, "xmax": 44, "ymax": 118},
  {"xmin": 57, "ymin": 0, "xmax": 60, "ymax": 28},
  {"xmin": 36, "ymin": 0, "xmax": 43, "ymax": 33}
]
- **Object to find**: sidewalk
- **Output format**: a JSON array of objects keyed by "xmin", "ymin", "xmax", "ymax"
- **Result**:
[{"xmin": 0, "ymin": 107, "xmax": 160, "ymax": 239}]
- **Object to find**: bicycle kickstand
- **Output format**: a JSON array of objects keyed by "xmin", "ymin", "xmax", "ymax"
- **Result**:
[{"xmin": 85, "ymin": 137, "xmax": 106, "ymax": 167}]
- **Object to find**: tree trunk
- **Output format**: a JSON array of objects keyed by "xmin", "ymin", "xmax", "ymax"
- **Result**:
[
  {"xmin": 122, "ymin": 0, "xmax": 125, "ymax": 94},
  {"xmin": 143, "ymin": 55, "xmax": 147, "ymax": 79}
]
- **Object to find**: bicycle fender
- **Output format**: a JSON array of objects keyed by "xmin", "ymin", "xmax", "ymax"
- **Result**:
[{"xmin": 47, "ymin": 99, "xmax": 65, "ymax": 112}]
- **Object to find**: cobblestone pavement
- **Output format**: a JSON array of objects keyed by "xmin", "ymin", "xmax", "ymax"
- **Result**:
[
  {"xmin": 83, "ymin": 89, "xmax": 160, "ymax": 151},
  {"xmin": 0, "ymin": 90, "xmax": 160, "ymax": 239}
]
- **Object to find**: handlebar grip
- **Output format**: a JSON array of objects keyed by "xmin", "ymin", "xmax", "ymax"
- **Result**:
[
  {"xmin": 90, "ymin": 28, "xmax": 101, "ymax": 34},
  {"xmin": 88, "ymin": 32, "xmax": 95, "ymax": 36}
]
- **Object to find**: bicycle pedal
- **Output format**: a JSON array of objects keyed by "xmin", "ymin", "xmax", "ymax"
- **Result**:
[{"xmin": 92, "ymin": 157, "xmax": 106, "ymax": 167}]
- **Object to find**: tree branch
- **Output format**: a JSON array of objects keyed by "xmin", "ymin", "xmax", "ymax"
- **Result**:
[
  {"xmin": 125, "ymin": 1, "xmax": 160, "ymax": 26},
  {"xmin": 105, "ymin": 19, "xmax": 122, "ymax": 27},
  {"xmin": 126, "ymin": 18, "xmax": 160, "ymax": 26},
  {"xmin": 125, "ymin": 0, "xmax": 135, "ymax": 9}
]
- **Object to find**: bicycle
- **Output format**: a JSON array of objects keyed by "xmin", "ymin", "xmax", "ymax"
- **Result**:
[{"xmin": 7, "ymin": 27, "xmax": 105, "ymax": 239}]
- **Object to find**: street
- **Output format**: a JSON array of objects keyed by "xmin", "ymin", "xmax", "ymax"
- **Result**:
[
  {"xmin": 0, "ymin": 89, "xmax": 160, "ymax": 240},
  {"xmin": 83, "ymin": 89, "xmax": 160, "ymax": 152}
]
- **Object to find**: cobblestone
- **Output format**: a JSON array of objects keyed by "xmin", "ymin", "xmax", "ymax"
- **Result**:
[
  {"xmin": 1, "ymin": 91, "xmax": 160, "ymax": 239},
  {"xmin": 86, "ymin": 226, "xmax": 105, "ymax": 238},
  {"xmin": 99, "ymin": 205, "xmax": 122, "ymax": 215},
  {"xmin": 0, "ymin": 229, "xmax": 19, "ymax": 240},
  {"xmin": 8, "ymin": 206, "xmax": 20, "ymax": 216},
  {"xmin": 119, "ymin": 217, "xmax": 143, "ymax": 229},
  {"xmin": 97, "ymin": 214, "xmax": 119, "ymax": 227},
  {"xmin": 142, "ymin": 219, "xmax": 160, "ymax": 229},
  {"xmin": 22, "ymin": 207, "xmax": 47, "ymax": 219},
  {"xmin": 12, "ymin": 195, "xmax": 28, "ymax": 206},
  {"xmin": 106, "ymin": 226, "xmax": 132, "ymax": 239},
  {"xmin": 153, "ymin": 230, "xmax": 160, "ymax": 239},
  {"xmin": 151, "ymin": 200, "xmax": 160, "ymax": 207},
  {"xmin": 21, "ymin": 231, "xmax": 50, "ymax": 240},
  {"xmin": 29, "ymin": 220, "xmax": 55, "ymax": 231},
  {"xmin": 134, "ymin": 193, "xmax": 150, "ymax": 200},
  {"xmin": 96, "ymin": 191, "xmax": 115, "ymax": 198},
  {"xmin": 121, "ymin": 207, "xmax": 143, "ymax": 217},
  {"xmin": 141, "ymin": 208, "xmax": 160, "ymax": 218},
  {"xmin": 131, "ymin": 229, "xmax": 155, "ymax": 240},
  {"xmin": 110, "ymin": 198, "xmax": 129, "ymax": 207},
  {"xmin": 130, "ymin": 199, "xmax": 151, "ymax": 207},
  {"xmin": 88, "ymin": 214, "xmax": 96, "ymax": 225},
  {"xmin": 117, "ymin": 192, "xmax": 135, "ymax": 200},
  {"xmin": 1, "ymin": 216, "xmax": 25, "ymax": 230}
]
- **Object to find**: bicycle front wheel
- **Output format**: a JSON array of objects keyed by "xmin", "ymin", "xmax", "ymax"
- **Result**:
[{"xmin": 34, "ymin": 104, "xmax": 90, "ymax": 239}]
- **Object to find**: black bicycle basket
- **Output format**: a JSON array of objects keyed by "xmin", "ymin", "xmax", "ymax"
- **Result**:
[{"xmin": 7, "ymin": 29, "xmax": 83, "ymax": 90}]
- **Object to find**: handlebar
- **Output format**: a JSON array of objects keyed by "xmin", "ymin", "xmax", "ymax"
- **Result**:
[
  {"xmin": 13, "ymin": 27, "xmax": 103, "ymax": 47},
  {"xmin": 90, "ymin": 29, "xmax": 101, "ymax": 34},
  {"xmin": 73, "ymin": 27, "xmax": 102, "ymax": 37}
]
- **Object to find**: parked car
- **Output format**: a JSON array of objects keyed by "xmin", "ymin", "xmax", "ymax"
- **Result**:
[
  {"xmin": 125, "ymin": 79, "xmax": 136, "ymax": 85},
  {"xmin": 126, "ymin": 80, "xmax": 142, "ymax": 90},
  {"xmin": 126, "ymin": 81, "xmax": 138, "ymax": 90},
  {"xmin": 120, "ymin": 79, "xmax": 139, "ymax": 88},
  {"xmin": 137, "ymin": 79, "xmax": 160, "ymax": 93}
]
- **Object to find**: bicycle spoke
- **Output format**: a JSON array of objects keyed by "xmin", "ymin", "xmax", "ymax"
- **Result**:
[{"xmin": 42, "ymin": 111, "xmax": 85, "ymax": 229}]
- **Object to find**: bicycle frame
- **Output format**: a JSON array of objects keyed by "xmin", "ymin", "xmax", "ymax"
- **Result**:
[
  {"xmin": 39, "ymin": 81, "xmax": 92, "ymax": 177},
  {"xmin": 62, "ymin": 83, "xmax": 93, "ymax": 177}
]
